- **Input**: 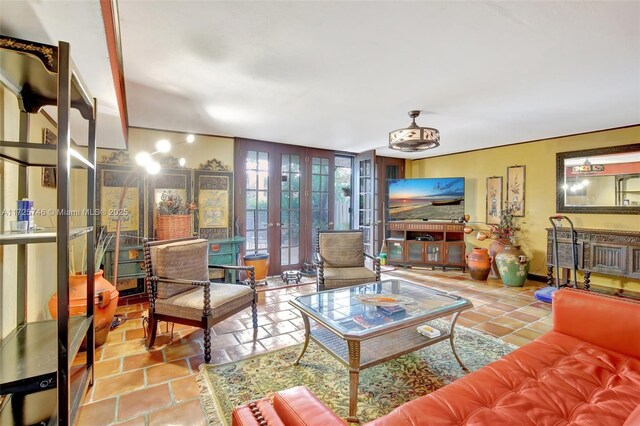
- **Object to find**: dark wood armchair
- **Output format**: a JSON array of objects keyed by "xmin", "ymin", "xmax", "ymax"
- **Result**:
[
  {"xmin": 143, "ymin": 237, "xmax": 257, "ymax": 363},
  {"xmin": 315, "ymin": 228, "xmax": 381, "ymax": 291}
]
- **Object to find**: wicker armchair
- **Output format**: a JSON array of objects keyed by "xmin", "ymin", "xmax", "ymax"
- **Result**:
[
  {"xmin": 143, "ymin": 237, "xmax": 257, "ymax": 363},
  {"xmin": 315, "ymin": 229, "xmax": 381, "ymax": 291}
]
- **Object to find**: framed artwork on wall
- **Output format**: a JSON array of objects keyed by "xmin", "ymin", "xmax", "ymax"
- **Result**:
[
  {"xmin": 507, "ymin": 165, "xmax": 526, "ymax": 217},
  {"xmin": 42, "ymin": 128, "xmax": 57, "ymax": 188},
  {"xmin": 486, "ymin": 176, "xmax": 503, "ymax": 225},
  {"xmin": 194, "ymin": 170, "xmax": 233, "ymax": 240}
]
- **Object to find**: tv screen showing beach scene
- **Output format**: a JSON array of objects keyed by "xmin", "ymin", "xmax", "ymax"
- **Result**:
[{"xmin": 388, "ymin": 177, "xmax": 465, "ymax": 220}]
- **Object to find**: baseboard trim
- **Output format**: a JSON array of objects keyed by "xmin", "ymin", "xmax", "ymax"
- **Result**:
[
  {"xmin": 527, "ymin": 274, "xmax": 640, "ymax": 301},
  {"xmin": 527, "ymin": 273, "xmax": 547, "ymax": 283}
]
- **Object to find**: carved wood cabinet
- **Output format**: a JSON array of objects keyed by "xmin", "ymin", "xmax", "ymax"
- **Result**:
[
  {"xmin": 546, "ymin": 227, "xmax": 640, "ymax": 287},
  {"xmin": 387, "ymin": 222, "xmax": 466, "ymax": 271}
]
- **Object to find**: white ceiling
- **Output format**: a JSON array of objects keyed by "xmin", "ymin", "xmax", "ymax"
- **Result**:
[
  {"xmin": 1, "ymin": 1, "xmax": 639, "ymax": 157},
  {"xmin": 0, "ymin": 0, "xmax": 126, "ymax": 148},
  {"xmin": 117, "ymin": 0, "xmax": 640, "ymax": 158}
]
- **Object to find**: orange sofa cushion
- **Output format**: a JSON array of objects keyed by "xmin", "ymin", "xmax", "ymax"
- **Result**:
[
  {"xmin": 233, "ymin": 289, "xmax": 640, "ymax": 426},
  {"xmin": 365, "ymin": 330, "xmax": 640, "ymax": 425}
]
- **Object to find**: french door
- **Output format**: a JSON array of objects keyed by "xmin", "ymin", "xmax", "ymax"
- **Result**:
[
  {"xmin": 355, "ymin": 150, "xmax": 375, "ymax": 256},
  {"xmin": 354, "ymin": 152, "xmax": 405, "ymax": 257},
  {"xmin": 236, "ymin": 139, "xmax": 336, "ymax": 275},
  {"xmin": 278, "ymin": 145, "xmax": 306, "ymax": 273}
]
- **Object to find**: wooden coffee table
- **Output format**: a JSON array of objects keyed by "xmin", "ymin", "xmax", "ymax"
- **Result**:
[{"xmin": 289, "ymin": 279, "xmax": 473, "ymax": 423}]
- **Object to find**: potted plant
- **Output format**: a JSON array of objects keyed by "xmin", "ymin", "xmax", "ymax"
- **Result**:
[
  {"xmin": 156, "ymin": 191, "xmax": 197, "ymax": 240},
  {"xmin": 48, "ymin": 227, "xmax": 119, "ymax": 347},
  {"xmin": 488, "ymin": 206, "xmax": 530, "ymax": 287}
]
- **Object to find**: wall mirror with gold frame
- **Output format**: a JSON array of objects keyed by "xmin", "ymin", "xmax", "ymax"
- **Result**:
[{"xmin": 556, "ymin": 143, "xmax": 640, "ymax": 214}]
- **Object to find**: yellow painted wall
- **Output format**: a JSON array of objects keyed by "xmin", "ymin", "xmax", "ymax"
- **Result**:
[
  {"xmin": 124, "ymin": 128, "xmax": 234, "ymax": 172},
  {"xmin": 410, "ymin": 126, "xmax": 640, "ymax": 292}
]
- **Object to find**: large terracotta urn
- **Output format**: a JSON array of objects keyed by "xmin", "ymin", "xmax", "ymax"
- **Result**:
[
  {"xmin": 495, "ymin": 245, "xmax": 530, "ymax": 287},
  {"xmin": 488, "ymin": 239, "xmax": 509, "ymax": 278},
  {"xmin": 466, "ymin": 248, "xmax": 492, "ymax": 281},
  {"xmin": 48, "ymin": 270, "xmax": 119, "ymax": 347}
]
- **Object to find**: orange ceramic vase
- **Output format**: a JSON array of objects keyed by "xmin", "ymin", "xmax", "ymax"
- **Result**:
[
  {"xmin": 48, "ymin": 270, "xmax": 119, "ymax": 347},
  {"xmin": 466, "ymin": 248, "xmax": 492, "ymax": 281},
  {"xmin": 243, "ymin": 253, "xmax": 270, "ymax": 281}
]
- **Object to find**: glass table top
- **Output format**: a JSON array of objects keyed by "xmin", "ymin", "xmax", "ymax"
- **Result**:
[{"xmin": 290, "ymin": 279, "xmax": 471, "ymax": 337}]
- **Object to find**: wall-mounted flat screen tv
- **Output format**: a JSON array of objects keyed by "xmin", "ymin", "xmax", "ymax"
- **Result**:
[{"xmin": 388, "ymin": 177, "xmax": 465, "ymax": 221}]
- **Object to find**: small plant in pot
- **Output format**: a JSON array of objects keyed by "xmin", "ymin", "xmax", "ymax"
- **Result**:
[
  {"xmin": 48, "ymin": 227, "xmax": 119, "ymax": 347},
  {"xmin": 156, "ymin": 191, "xmax": 197, "ymax": 240},
  {"xmin": 488, "ymin": 206, "xmax": 529, "ymax": 287}
]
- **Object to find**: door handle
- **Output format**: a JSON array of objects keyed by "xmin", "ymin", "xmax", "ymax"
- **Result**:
[
  {"xmin": 328, "ymin": 221, "xmax": 334, "ymax": 226},
  {"xmin": 276, "ymin": 222, "xmax": 281, "ymax": 227},
  {"xmin": 268, "ymin": 223, "xmax": 274, "ymax": 227}
]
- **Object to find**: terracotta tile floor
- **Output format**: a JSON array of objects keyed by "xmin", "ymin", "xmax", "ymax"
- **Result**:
[{"xmin": 78, "ymin": 269, "xmax": 549, "ymax": 425}]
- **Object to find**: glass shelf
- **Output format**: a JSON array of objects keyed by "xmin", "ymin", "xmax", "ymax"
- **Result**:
[{"xmin": 0, "ymin": 227, "xmax": 93, "ymax": 245}]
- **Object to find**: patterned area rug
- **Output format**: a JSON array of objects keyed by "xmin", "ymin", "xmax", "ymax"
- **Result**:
[{"xmin": 198, "ymin": 325, "xmax": 516, "ymax": 425}]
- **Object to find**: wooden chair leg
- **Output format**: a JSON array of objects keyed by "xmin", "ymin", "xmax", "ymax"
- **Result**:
[
  {"xmin": 145, "ymin": 316, "xmax": 158, "ymax": 349},
  {"xmin": 252, "ymin": 299, "xmax": 258, "ymax": 330},
  {"xmin": 204, "ymin": 327, "xmax": 212, "ymax": 363}
]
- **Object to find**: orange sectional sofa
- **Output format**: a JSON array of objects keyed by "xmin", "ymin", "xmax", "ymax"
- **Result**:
[{"xmin": 232, "ymin": 288, "xmax": 640, "ymax": 426}]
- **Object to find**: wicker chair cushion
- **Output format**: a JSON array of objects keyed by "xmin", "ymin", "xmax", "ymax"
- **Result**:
[
  {"xmin": 155, "ymin": 283, "xmax": 254, "ymax": 321},
  {"xmin": 150, "ymin": 239, "xmax": 209, "ymax": 299},
  {"xmin": 318, "ymin": 232, "xmax": 364, "ymax": 268},
  {"xmin": 321, "ymin": 267, "xmax": 377, "ymax": 289}
]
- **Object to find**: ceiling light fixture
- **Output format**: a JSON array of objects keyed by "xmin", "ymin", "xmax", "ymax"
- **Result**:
[
  {"xmin": 389, "ymin": 110, "xmax": 440, "ymax": 152},
  {"xmin": 156, "ymin": 139, "xmax": 171, "ymax": 153},
  {"xmin": 186, "ymin": 134, "xmax": 195, "ymax": 143},
  {"xmin": 135, "ymin": 152, "xmax": 151, "ymax": 166},
  {"xmin": 146, "ymin": 161, "xmax": 161, "ymax": 175}
]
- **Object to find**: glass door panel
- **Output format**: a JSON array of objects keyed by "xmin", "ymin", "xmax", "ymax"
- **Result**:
[
  {"xmin": 355, "ymin": 150, "xmax": 375, "ymax": 256},
  {"xmin": 334, "ymin": 156, "xmax": 352, "ymax": 231},
  {"xmin": 280, "ymin": 153, "xmax": 302, "ymax": 269},
  {"xmin": 388, "ymin": 241, "xmax": 404, "ymax": 262},
  {"xmin": 306, "ymin": 149, "xmax": 335, "ymax": 263},
  {"xmin": 311, "ymin": 156, "xmax": 330, "ymax": 251},
  {"xmin": 445, "ymin": 242, "xmax": 465, "ymax": 267},
  {"xmin": 407, "ymin": 241, "xmax": 424, "ymax": 263},
  {"xmin": 425, "ymin": 242, "xmax": 443, "ymax": 264},
  {"xmin": 245, "ymin": 150, "xmax": 269, "ymax": 255}
]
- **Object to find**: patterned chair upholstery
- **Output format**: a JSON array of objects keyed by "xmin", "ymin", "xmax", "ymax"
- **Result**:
[
  {"xmin": 315, "ymin": 229, "xmax": 381, "ymax": 291},
  {"xmin": 143, "ymin": 237, "xmax": 257, "ymax": 363}
]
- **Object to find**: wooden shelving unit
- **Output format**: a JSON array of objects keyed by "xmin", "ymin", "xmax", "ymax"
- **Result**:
[{"xmin": 0, "ymin": 35, "xmax": 97, "ymax": 425}]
